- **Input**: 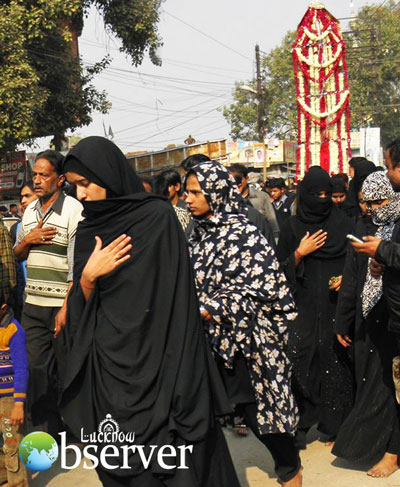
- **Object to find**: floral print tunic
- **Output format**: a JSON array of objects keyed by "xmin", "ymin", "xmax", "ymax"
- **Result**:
[{"xmin": 187, "ymin": 161, "xmax": 299, "ymax": 435}]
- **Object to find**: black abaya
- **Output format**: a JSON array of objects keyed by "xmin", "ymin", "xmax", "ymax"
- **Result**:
[
  {"xmin": 276, "ymin": 168, "xmax": 355, "ymax": 439},
  {"xmin": 60, "ymin": 137, "xmax": 239, "ymax": 486},
  {"xmin": 276, "ymin": 220, "xmax": 354, "ymax": 437},
  {"xmin": 333, "ymin": 218, "xmax": 400, "ymax": 462}
]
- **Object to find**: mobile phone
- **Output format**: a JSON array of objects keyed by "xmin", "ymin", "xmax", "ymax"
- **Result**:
[{"xmin": 346, "ymin": 234, "xmax": 364, "ymax": 244}]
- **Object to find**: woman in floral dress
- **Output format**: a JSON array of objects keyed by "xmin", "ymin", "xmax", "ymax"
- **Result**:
[{"xmin": 185, "ymin": 160, "xmax": 302, "ymax": 487}]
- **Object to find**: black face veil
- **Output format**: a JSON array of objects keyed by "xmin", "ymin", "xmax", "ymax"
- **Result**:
[{"xmin": 292, "ymin": 166, "xmax": 353, "ymax": 259}]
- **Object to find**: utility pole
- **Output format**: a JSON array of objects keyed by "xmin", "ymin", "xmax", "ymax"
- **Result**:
[
  {"xmin": 255, "ymin": 44, "xmax": 265, "ymax": 143},
  {"xmin": 255, "ymin": 44, "xmax": 267, "ymax": 181}
]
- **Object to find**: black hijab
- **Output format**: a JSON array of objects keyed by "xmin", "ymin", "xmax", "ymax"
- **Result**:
[
  {"xmin": 60, "ymin": 137, "xmax": 219, "ymax": 476},
  {"xmin": 331, "ymin": 177, "xmax": 347, "ymax": 195},
  {"xmin": 292, "ymin": 166, "xmax": 353, "ymax": 258},
  {"xmin": 353, "ymin": 160, "xmax": 377, "ymax": 195},
  {"xmin": 344, "ymin": 160, "xmax": 376, "ymax": 218}
]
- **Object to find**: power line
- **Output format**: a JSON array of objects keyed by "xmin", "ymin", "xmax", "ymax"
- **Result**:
[
  {"xmin": 132, "ymin": 105, "xmax": 226, "ymax": 145},
  {"xmin": 91, "ymin": 63, "xmax": 235, "ymax": 87},
  {"xmin": 161, "ymin": 60, "xmax": 243, "ymax": 81},
  {"xmin": 108, "ymin": 94, "xmax": 229, "ymax": 113},
  {"xmin": 162, "ymin": 9, "xmax": 253, "ymax": 62},
  {"xmin": 95, "ymin": 71, "xmax": 231, "ymax": 97},
  {"xmin": 79, "ymin": 37, "xmax": 253, "ymax": 76},
  {"xmin": 161, "ymin": 58, "xmax": 251, "ymax": 75},
  {"xmin": 113, "ymin": 120, "xmax": 228, "ymax": 146},
  {"xmin": 114, "ymin": 95, "xmax": 229, "ymax": 136},
  {"xmin": 112, "ymin": 106, "xmax": 226, "ymax": 140}
]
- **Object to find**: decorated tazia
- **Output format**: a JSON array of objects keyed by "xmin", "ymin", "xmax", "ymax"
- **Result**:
[{"xmin": 293, "ymin": 1, "xmax": 352, "ymax": 178}]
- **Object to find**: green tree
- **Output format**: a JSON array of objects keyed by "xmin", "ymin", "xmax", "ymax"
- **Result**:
[
  {"xmin": 88, "ymin": 0, "xmax": 163, "ymax": 66},
  {"xmin": 27, "ymin": 30, "xmax": 111, "ymax": 146},
  {"xmin": 222, "ymin": 82, "xmax": 258, "ymax": 141},
  {"xmin": 0, "ymin": 0, "xmax": 80, "ymax": 152},
  {"xmin": 223, "ymin": 2, "xmax": 400, "ymax": 146},
  {"xmin": 346, "ymin": 2, "xmax": 400, "ymax": 145},
  {"xmin": 0, "ymin": 0, "xmax": 163, "ymax": 153}
]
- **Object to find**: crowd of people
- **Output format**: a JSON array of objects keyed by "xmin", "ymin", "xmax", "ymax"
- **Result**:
[{"xmin": 0, "ymin": 135, "xmax": 400, "ymax": 487}]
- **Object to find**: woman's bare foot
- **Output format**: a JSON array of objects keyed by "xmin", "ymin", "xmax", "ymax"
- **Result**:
[
  {"xmin": 282, "ymin": 468, "xmax": 303, "ymax": 487},
  {"xmin": 367, "ymin": 453, "xmax": 399, "ymax": 478},
  {"xmin": 324, "ymin": 441, "xmax": 334, "ymax": 447},
  {"xmin": 234, "ymin": 425, "xmax": 248, "ymax": 436}
]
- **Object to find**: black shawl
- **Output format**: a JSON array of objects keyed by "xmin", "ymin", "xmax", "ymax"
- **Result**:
[{"xmin": 60, "ymin": 137, "xmax": 216, "ymax": 475}]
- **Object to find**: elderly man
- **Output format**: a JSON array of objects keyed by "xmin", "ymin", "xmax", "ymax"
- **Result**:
[{"xmin": 14, "ymin": 150, "xmax": 83, "ymax": 438}]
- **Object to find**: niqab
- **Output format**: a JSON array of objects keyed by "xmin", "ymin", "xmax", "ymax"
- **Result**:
[{"xmin": 292, "ymin": 166, "xmax": 352, "ymax": 259}]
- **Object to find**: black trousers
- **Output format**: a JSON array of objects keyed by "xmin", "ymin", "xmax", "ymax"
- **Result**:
[
  {"xmin": 237, "ymin": 402, "xmax": 301, "ymax": 483},
  {"xmin": 21, "ymin": 303, "xmax": 66, "ymax": 435}
]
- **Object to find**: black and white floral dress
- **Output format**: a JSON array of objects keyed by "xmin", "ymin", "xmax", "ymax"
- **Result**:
[{"xmin": 187, "ymin": 161, "xmax": 299, "ymax": 436}]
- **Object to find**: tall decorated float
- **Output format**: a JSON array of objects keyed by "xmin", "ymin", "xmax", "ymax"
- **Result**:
[{"xmin": 293, "ymin": 2, "xmax": 352, "ymax": 178}]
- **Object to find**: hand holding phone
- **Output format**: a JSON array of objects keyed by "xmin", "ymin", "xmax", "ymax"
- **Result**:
[{"xmin": 346, "ymin": 234, "xmax": 364, "ymax": 244}]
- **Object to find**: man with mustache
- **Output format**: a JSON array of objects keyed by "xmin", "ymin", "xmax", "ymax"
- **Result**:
[{"xmin": 14, "ymin": 150, "xmax": 83, "ymax": 439}]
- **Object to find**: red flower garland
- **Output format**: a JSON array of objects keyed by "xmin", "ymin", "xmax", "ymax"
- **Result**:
[{"xmin": 293, "ymin": 4, "xmax": 352, "ymax": 177}]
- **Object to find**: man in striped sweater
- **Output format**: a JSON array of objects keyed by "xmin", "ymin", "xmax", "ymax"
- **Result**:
[{"xmin": 14, "ymin": 150, "xmax": 83, "ymax": 439}]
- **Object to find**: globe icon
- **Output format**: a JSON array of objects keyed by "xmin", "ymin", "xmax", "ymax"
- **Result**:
[{"xmin": 19, "ymin": 432, "xmax": 59, "ymax": 471}]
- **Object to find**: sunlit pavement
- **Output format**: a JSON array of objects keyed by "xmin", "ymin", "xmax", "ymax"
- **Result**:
[{"xmin": 28, "ymin": 427, "xmax": 400, "ymax": 487}]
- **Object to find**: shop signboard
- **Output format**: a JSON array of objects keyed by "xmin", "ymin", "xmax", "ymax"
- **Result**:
[{"xmin": 0, "ymin": 151, "xmax": 27, "ymax": 193}]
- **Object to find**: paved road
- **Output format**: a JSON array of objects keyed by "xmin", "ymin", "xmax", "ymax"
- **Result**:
[{"xmin": 29, "ymin": 427, "xmax": 400, "ymax": 486}]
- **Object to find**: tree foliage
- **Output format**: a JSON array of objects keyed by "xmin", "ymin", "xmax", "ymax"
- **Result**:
[
  {"xmin": 223, "ymin": 2, "xmax": 400, "ymax": 146},
  {"xmin": 88, "ymin": 0, "xmax": 163, "ymax": 66},
  {"xmin": 346, "ymin": 2, "xmax": 400, "ymax": 145},
  {"xmin": 0, "ymin": 0, "xmax": 163, "ymax": 153},
  {"xmin": 0, "ymin": 0, "xmax": 80, "ymax": 152}
]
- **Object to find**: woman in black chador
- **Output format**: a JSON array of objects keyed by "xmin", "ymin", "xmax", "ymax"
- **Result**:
[
  {"xmin": 276, "ymin": 166, "xmax": 354, "ymax": 448},
  {"xmin": 333, "ymin": 171, "xmax": 400, "ymax": 478},
  {"xmin": 60, "ymin": 137, "xmax": 239, "ymax": 487}
]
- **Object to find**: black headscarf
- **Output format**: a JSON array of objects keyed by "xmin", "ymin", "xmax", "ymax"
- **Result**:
[
  {"xmin": 352, "ymin": 160, "xmax": 377, "ymax": 195},
  {"xmin": 344, "ymin": 160, "xmax": 376, "ymax": 218},
  {"xmin": 292, "ymin": 166, "xmax": 353, "ymax": 258},
  {"xmin": 60, "ymin": 137, "xmax": 219, "ymax": 476},
  {"xmin": 331, "ymin": 177, "xmax": 347, "ymax": 195}
]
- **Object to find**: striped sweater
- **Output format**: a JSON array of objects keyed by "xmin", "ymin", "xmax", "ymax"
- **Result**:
[
  {"xmin": 0, "ymin": 310, "xmax": 28, "ymax": 403},
  {"xmin": 19, "ymin": 192, "xmax": 83, "ymax": 307}
]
